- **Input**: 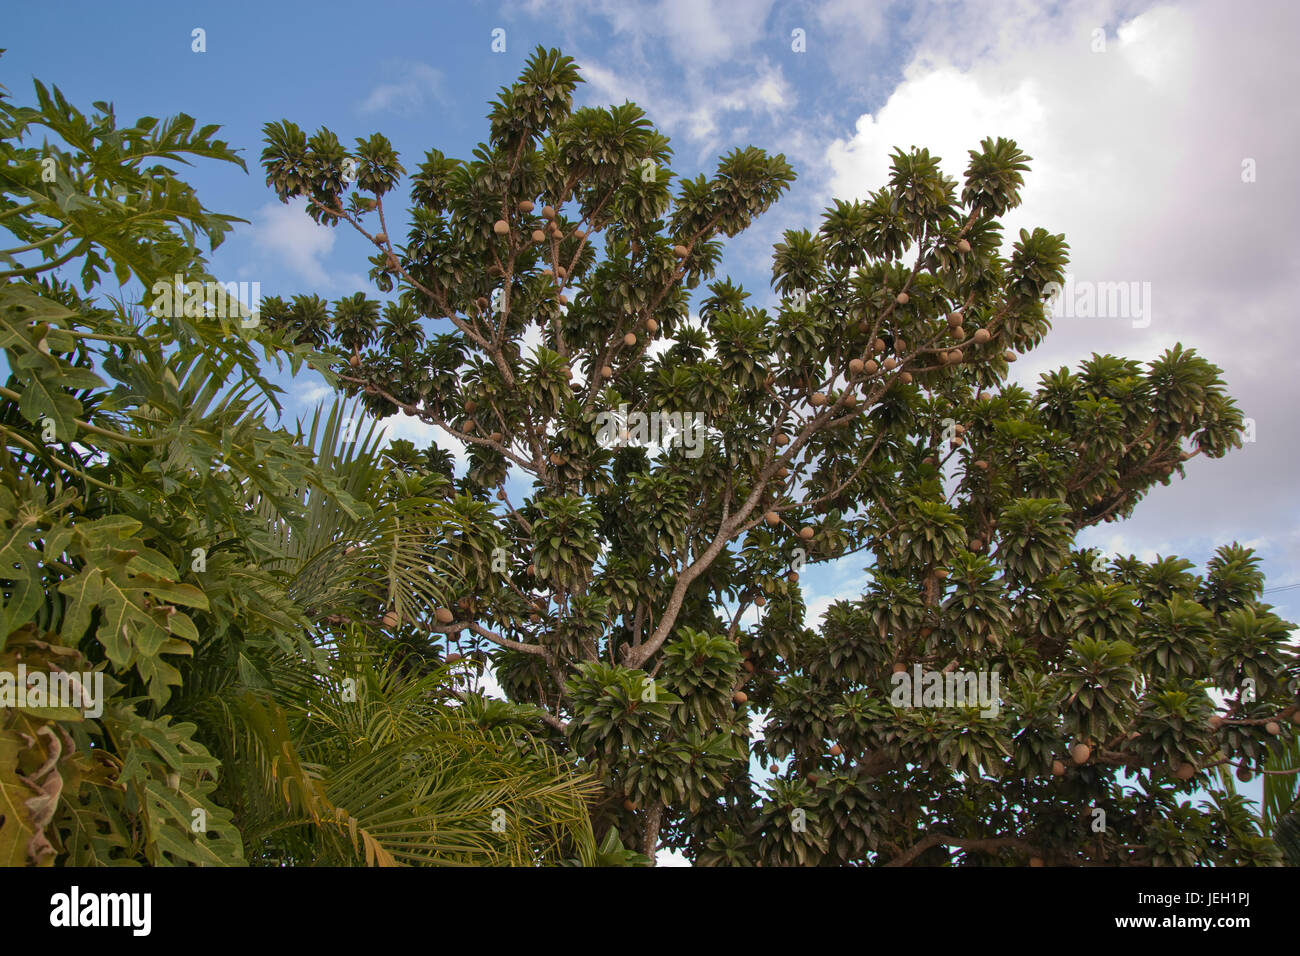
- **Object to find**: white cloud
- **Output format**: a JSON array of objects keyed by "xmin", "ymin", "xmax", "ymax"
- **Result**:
[
  {"xmin": 360, "ymin": 61, "xmax": 444, "ymax": 114},
  {"xmin": 248, "ymin": 198, "xmax": 336, "ymax": 286}
]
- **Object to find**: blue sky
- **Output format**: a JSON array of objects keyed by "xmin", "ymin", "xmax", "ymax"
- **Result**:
[{"xmin": 5, "ymin": 0, "xmax": 1298, "ymax": 677}]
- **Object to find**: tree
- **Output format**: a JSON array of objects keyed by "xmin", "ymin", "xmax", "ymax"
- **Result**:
[
  {"xmin": 0, "ymin": 70, "xmax": 604, "ymax": 866},
  {"xmin": 259, "ymin": 47, "xmax": 1299, "ymax": 865}
]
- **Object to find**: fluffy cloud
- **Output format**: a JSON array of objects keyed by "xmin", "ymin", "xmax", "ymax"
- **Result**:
[
  {"xmin": 248, "ymin": 198, "xmax": 337, "ymax": 287},
  {"xmin": 359, "ymin": 61, "xmax": 444, "ymax": 114},
  {"xmin": 823, "ymin": 0, "xmax": 1300, "ymax": 580}
]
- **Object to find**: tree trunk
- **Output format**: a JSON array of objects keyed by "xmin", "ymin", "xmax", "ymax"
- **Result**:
[{"xmin": 641, "ymin": 799, "xmax": 665, "ymax": 862}]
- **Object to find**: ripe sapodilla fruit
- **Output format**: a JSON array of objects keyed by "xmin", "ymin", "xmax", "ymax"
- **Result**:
[
  {"xmin": 874, "ymin": 338, "xmax": 887, "ymax": 352},
  {"xmin": 493, "ymin": 219, "xmax": 509, "ymax": 235},
  {"xmin": 382, "ymin": 610, "xmax": 400, "ymax": 629},
  {"xmin": 348, "ymin": 353, "xmax": 361, "ymax": 368},
  {"xmin": 799, "ymin": 526, "xmax": 815, "ymax": 540},
  {"xmin": 646, "ymin": 318, "xmax": 659, "ymax": 333},
  {"xmin": 830, "ymin": 744, "xmax": 843, "ymax": 757},
  {"xmin": 517, "ymin": 199, "xmax": 535, "ymax": 213},
  {"xmin": 774, "ymin": 433, "xmax": 789, "ymax": 446},
  {"xmin": 973, "ymin": 328, "xmax": 991, "ymax": 344},
  {"xmin": 754, "ymin": 596, "xmax": 766, "ymax": 607},
  {"xmin": 373, "ymin": 232, "xmax": 388, "ymax": 245},
  {"xmin": 623, "ymin": 798, "xmax": 638, "ymax": 811},
  {"xmin": 623, "ymin": 332, "xmax": 637, "ymax": 346},
  {"xmin": 957, "ymin": 238, "xmax": 972, "ymax": 253},
  {"xmin": 849, "ymin": 358, "xmax": 865, "ymax": 374},
  {"xmin": 947, "ymin": 311, "xmax": 964, "ymax": 327},
  {"xmin": 810, "ymin": 392, "xmax": 827, "ymax": 406},
  {"xmin": 933, "ymin": 568, "xmax": 949, "ymax": 579},
  {"xmin": 776, "ymin": 466, "xmax": 789, "ymax": 479},
  {"xmin": 1266, "ymin": 720, "xmax": 1282, "ymax": 735},
  {"xmin": 673, "ymin": 244, "xmax": 689, "ymax": 258},
  {"xmin": 1174, "ymin": 762, "xmax": 1196, "ymax": 781},
  {"xmin": 765, "ymin": 510, "xmax": 780, "ymax": 525},
  {"xmin": 1236, "ymin": 765, "xmax": 1252, "ymax": 782},
  {"xmin": 531, "ymin": 229, "xmax": 545, "ymax": 243},
  {"xmin": 435, "ymin": 607, "xmax": 454, "ymax": 624},
  {"xmin": 1071, "ymin": 742, "xmax": 1091, "ymax": 765},
  {"xmin": 1051, "ymin": 759, "xmax": 1066, "ymax": 776},
  {"xmin": 883, "ymin": 357, "xmax": 898, "ymax": 370},
  {"xmin": 974, "ymin": 459, "xmax": 989, "ymax": 470},
  {"xmin": 600, "ymin": 365, "xmax": 613, "ymax": 379},
  {"xmin": 896, "ymin": 291, "xmax": 910, "ymax": 305},
  {"xmin": 864, "ymin": 359, "xmax": 879, "ymax": 374},
  {"xmin": 476, "ymin": 296, "xmax": 489, "ymax": 312},
  {"xmin": 1004, "ymin": 349, "xmax": 1017, "ymax": 362},
  {"xmin": 949, "ymin": 349, "xmax": 964, "ymax": 363},
  {"xmin": 542, "ymin": 205, "xmax": 556, "ymax": 219},
  {"xmin": 892, "ymin": 662, "xmax": 907, "ymax": 673},
  {"xmin": 733, "ymin": 691, "xmax": 748, "ymax": 704},
  {"xmin": 490, "ymin": 431, "xmax": 503, "ymax": 442},
  {"xmin": 899, "ymin": 372, "xmax": 913, "ymax": 384}
]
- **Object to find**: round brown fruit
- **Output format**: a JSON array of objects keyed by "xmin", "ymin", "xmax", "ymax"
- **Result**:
[
  {"xmin": 623, "ymin": 799, "xmax": 637, "ymax": 812},
  {"xmin": 382, "ymin": 610, "xmax": 400, "ymax": 629},
  {"xmin": 969, "ymin": 539, "xmax": 983, "ymax": 551},
  {"xmin": 974, "ymin": 459, "xmax": 988, "ymax": 470},
  {"xmin": 807, "ymin": 773, "xmax": 819, "ymax": 784},
  {"xmin": 934, "ymin": 568, "xmax": 949, "ymax": 579},
  {"xmin": 764, "ymin": 510, "xmax": 780, "ymax": 526},
  {"xmin": 949, "ymin": 349, "xmax": 964, "ymax": 363},
  {"xmin": 830, "ymin": 744, "xmax": 842, "ymax": 757},
  {"xmin": 947, "ymin": 311, "xmax": 964, "ymax": 327},
  {"xmin": 517, "ymin": 199, "xmax": 535, "ymax": 213},
  {"xmin": 531, "ymin": 229, "xmax": 545, "ymax": 243},
  {"xmin": 776, "ymin": 466, "xmax": 789, "ymax": 479},
  {"xmin": 1236, "ymin": 766, "xmax": 1252, "ymax": 782},
  {"xmin": 769, "ymin": 764, "xmax": 779, "ymax": 774},
  {"xmin": 493, "ymin": 219, "xmax": 509, "ymax": 235},
  {"xmin": 864, "ymin": 359, "xmax": 879, "ymax": 374},
  {"xmin": 1071, "ymin": 742, "xmax": 1092, "ymax": 765},
  {"xmin": 646, "ymin": 318, "xmax": 659, "ymax": 333},
  {"xmin": 799, "ymin": 526, "xmax": 815, "ymax": 540},
  {"xmin": 464, "ymin": 400, "xmax": 478, "ymax": 414},
  {"xmin": 892, "ymin": 662, "xmax": 907, "ymax": 673},
  {"xmin": 1004, "ymin": 349, "xmax": 1017, "ymax": 362},
  {"xmin": 373, "ymin": 232, "xmax": 388, "ymax": 245},
  {"xmin": 957, "ymin": 238, "xmax": 972, "ymax": 253},
  {"xmin": 742, "ymin": 660, "xmax": 755, "ymax": 673},
  {"xmin": 896, "ymin": 292, "xmax": 909, "ymax": 305},
  {"xmin": 476, "ymin": 297, "xmax": 489, "ymax": 312},
  {"xmin": 754, "ymin": 596, "xmax": 766, "ymax": 608},
  {"xmin": 733, "ymin": 692, "xmax": 748, "ymax": 704},
  {"xmin": 973, "ymin": 328, "xmax": 991, "ymax": 344},
  {"xmin": 849, "ymin": 358, "xmax": 865, "ymax": 374},
  {"xmin": 883, "ymin": 358, "xmax": 897, "ymax": 370},
  {"xmin": 775, "ymin": 433, "xmax": 789, "ymax": 447},
  {"xmin": 490, "ymin": 431, "xmax": 503, "ymax": 443},
  {"xmin": 1266, "ymin": 720, "xmax": 1282, "ymax": 735},
  {"xmin": 348, "ymin": 353, "xmax": 361, "ymax": 368},
  {"xmin": 787, "ymin": 571, "xmax": 799, "ymax": 584},
  {"xmin": 600, "ymin": 365, "xmax": 613, "ymax": 379},
  {"xmin": 899, "ymin": 372, "xmax": 913, "ymax": 384},
  {"xmin": 673, "ymin": 244, "xmax": 689, "ymax": 258},
  {"xmin": 1174, "ymin": 763, "xmax": 1196, "ymax": 781},
  {"xmin": 874, "ymin": 338, "xmax": 887, "ymax": 352},
  {"xmin": 810, "ymin": 392, "xmax": 827, "ymax": 406},
  {"xmin": 1051, "ymin": 760, "xmax": 1066, "ymax": 777},
  {"xmin": 542, "ymin": 205, "xmax": 556, "ymax": 219}
]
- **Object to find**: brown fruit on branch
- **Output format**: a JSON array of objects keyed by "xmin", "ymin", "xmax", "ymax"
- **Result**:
[
  {"xmin": 873, "ymin": 338, "xmax": 886, "ymax": 352},
  {"xmin": 742, "ymin": 660, "xmax": 755, "ymax": 673},
  {"xmin": 895, "ymin": 337, "xmax": 907, "ymax": 351},
  {"xmin": 673, "ymin": 244, "xmax": 689, "ymax": 258},
  {"xmin": 464, "ymin": 400, "xmax": 478, "ymax": 414},
  {"xmin": 1004, "ymin": 349, "xmax": 1017, "ymax": 362},
  {"xmin": 774, "ymin": 433, "xmax": 789, "ymax": 446},
  {"xmin": 883, "ymin": 358, "xmax": 897, "ymax": 370},
  {"xmin": 973, "ymin": 328, "xmax": 991, "ymax": 344},
  {"xmin": 382, "ymin": 611, "xmax": 400, "ymax": 629},
  {"xmin": 623, "ymin": 799, "xmax": 638, "ymax": 812},
  {"xmin": 849, "ymin": 358, "xmax": 865, "ymax": 374},
  {"xmin": 542, "ymin": 205, "xmax": 556, "ymax": 219},
  {"xmin": 493, "ymin": 219, "xmax": 509, "ymax": 235},
  {"xmin": 974, "ymin": 460, "xmax": 988, "ymax": 470},
  {"xmin": 1070, "ymin": 742, "xmax": 1091, "ymax": 765},
  {"xmin": 646, "ymin": 318, "xmax": 659, "ymax": 333},
  {"xmin": 829, "ymin": 744, "xmax": 842, "ymax": 757},
  {"xmin": 957, "ymin": 238, "xmax": 971, "ymax": 253},
  {"xmin": 476, "ymin": 297, "xmax": 489, "ymax": 312},
  {"xmin": 764, "ymin": 511, "xmax": 780, "ymax": 526},
  {"xmin": 949, "ymin": 349, "xmax": 964, "ymax": 364},
  {"xmin": 864, "ymin": 359, "xmax": 879, "ymax": 374},
  {"xmin": 896, "ymin": 292, "xmax": 909, "ymax": 305},
  {"xmin": 899, "ymin": 372, "xmax": 913, "ymax": 384},
  {"xmin": 1236, "ymin": 766, "xmax": 1252, "ymax": 782},
  {"xmin": 892, "ymin": 662, "xmax": 907, "ymax": 673},
  {"xmin": 799, "ymin": 526, "xmax": 815, "ymax": 540},
  {"xmin": 947, "ymin": 311, "xmax": 964, "ymax": 327},
  {"xmin": 623, "ymin": 332, "xmax": 637, "ymax": 346},
  {"xmin": 733, "ymin": 692, "xmax": 748, "ymax": 704},
  {"xmin": 600, "ymin": 365, "xmax": 613, "ymax": 379},
  {"xmin": 754, "ymin": 596, "xmax": 766, "ymax": 608},
  {"xmin": 348, "ymin": 353, "xmax": 361, "ymax": 368},
  {"xmin": 1266, "ymin": 720, "xmax": 1282, "ymax": 735},
  {"xmin": 969, "ymin": 539, "xmax": 983, "ymax": 551},
  {"xmin": 373, "ymin": 232, "xmax": 388, "ymax": 245},
  {"xmin": 933, "ymin": 568, "xmax": 949, "ymax": 579},
  {"xmin": 810, "ymin": 392, "xmax": 827, "ymax": 406},
  {"xmin": 1051, "ymin": 760, "xmax": 1066, "ymax": 777},
  {"xmin": 1174, "ymin": 763, "xmax": 1196, "ymax": 781},
  {"xmin": 434, "ymin": 607, "xmax": 454, "ymax": 624},
  {"xmin": 517, "ymin": 199, "xmax": 535, "ymax": 213},
  {"xmin": 531, "ymin": 229, "xmax": 545, "ymax": 243}
]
